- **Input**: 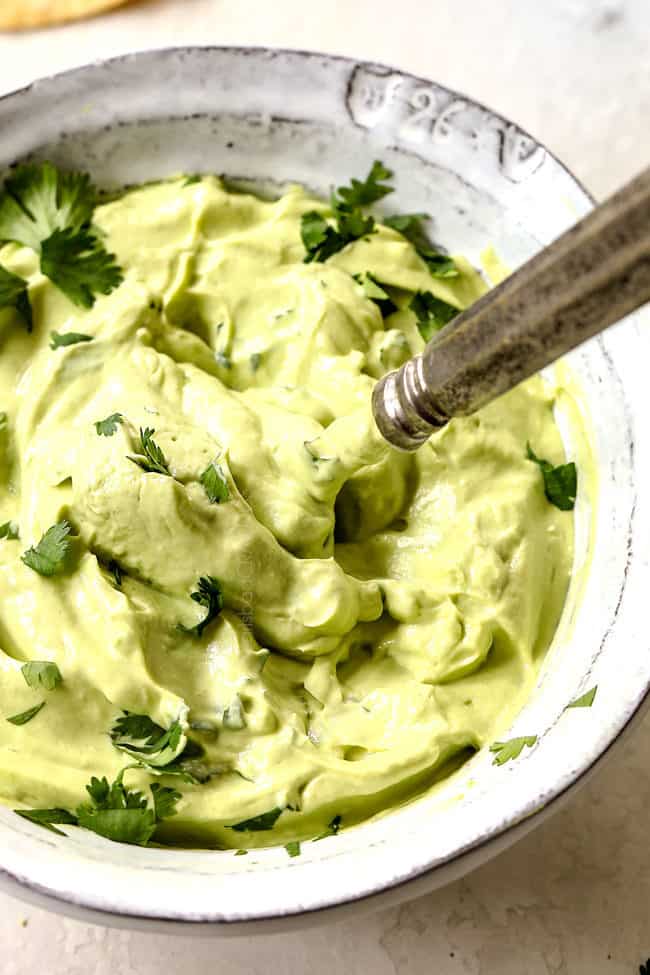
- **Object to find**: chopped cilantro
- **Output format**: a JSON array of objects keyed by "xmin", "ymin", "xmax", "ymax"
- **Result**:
[
  {"xmin": 21, "ymin": 520, "xmax": 71, "ymax": 576},
  {"xmin": 409, "ymin": 291, "xmax": 459, "ymax": 341},
  {"xmin": 179, "ymin": 576, "xmax": 224, "ymax": 637},
  {"xmin": 315, "ymin": 814, "xmax": 342, "ymax": 840},
  {"xmin": 234, "ymin": 848, "xmax": 248, "ymax": 856},
  {"xmin": 76, "ymin": 770, "xmax": 167, "ymax": 846},
  {"xmin": 0, "ymin": 162, "xmax": 123, "ymax": 308},
  {"xmin": 110, "ymin": 712, "xmax": 184, "ymax": 768},
  {"xmin": 333, "ymin": 160, "xmax": 393, "ymax": 209},
  {"xmin": 567, "ymin": 686, "xmax": 597, "ymax": 709},
  {"xmin": 353, "ymin": 272, "xmax": 397, "ymax": 317},
  {"xmin": 200, "ymin": 460, "xmax": 229, "ymax": 503},
  {"xmin": 15, "ymin": 807, "xmax": 77, "ymax": 837},
  {"xmin": 383, "ymin": 213, "xmax": 458, "ymax": 278},
  {"xmin": 150, "ymin": 782, "xmax": 182, "ymax": 821},
  {"xmin": 0, "ymin": 521, "xmax": 19, "ymax": 540},
  {"xmin": 21, "ymin": 661, "xmax": 62, "ymax": 691},
  {"xmin": 285, "ymin": 840, "xmax": 301, "ymax": 857},
  {"xmin": 526, "ymin": 443, "xmax": 577, "ymax": 511},
  {"xmin": 0, "ymin": 264, "xmax": 32, "ymax": 330},
  {"xmin": 7, "ymin": 701, "xmax": 45, "ymax": 725},
  {"xmin": 128, "ymin": 427, "xmax": 172, "ymax": 476},
  {"xmin": 228, "ymin": 807, "xmax": 283, "ymax": 832},
  {"xmin": 49, "ymin": 330, "xmax": 93, "ymax": 349},
  {"xmin": 95, "ymin": 413, "xmax": 123, "ymax": 437},
  {"xmin": 490, "ymin": 736, "xmax": 537, "ymax": 766}
]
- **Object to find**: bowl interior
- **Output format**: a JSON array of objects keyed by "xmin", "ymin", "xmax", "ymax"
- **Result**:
[{"xmin": 0, "ymin": 48, "xmax": 646, "ymax": 929}]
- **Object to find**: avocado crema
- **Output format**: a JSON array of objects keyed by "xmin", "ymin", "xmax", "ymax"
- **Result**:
[{"xmin": 0, "ymin": 175, "xmax": 574, "ymax": 849}]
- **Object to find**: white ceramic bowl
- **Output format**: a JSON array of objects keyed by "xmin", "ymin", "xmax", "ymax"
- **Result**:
[{"xmin": 0, "ymin": 47, "xmax": 647, "ymax": 935}]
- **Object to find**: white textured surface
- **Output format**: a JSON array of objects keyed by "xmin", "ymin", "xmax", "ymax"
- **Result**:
[{"xmin": 0, "ymin": 0, "xmax": 649, "ymax": 970}]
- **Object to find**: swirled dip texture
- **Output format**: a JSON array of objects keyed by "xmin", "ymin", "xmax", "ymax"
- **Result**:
[{"xmin": 0, "ymin": 178, "xmax": 573, "ymax": 847}]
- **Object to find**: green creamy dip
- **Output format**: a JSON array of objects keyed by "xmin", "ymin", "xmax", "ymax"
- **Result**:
[{"xmin": 0, "ymin": 176, "xmax": 574, "ymax": 848}]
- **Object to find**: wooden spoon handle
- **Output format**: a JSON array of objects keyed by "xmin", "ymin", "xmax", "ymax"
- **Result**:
[{"xmin": 373, "ymin": 165, "xmax": 650, "ymax": 449}]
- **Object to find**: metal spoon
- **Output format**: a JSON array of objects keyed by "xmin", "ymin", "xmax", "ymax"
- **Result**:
[{"xmin": 372, "ymin": 165, "xmax": 650, "ymax": 450}]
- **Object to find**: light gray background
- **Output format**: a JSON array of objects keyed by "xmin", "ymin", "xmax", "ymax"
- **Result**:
[{"xmin": 0, "ymin": 1, "xmax": 649, "ymax": 971}]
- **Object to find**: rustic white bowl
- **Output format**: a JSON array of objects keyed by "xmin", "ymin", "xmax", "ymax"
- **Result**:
[{"xmin": 0, "ymin": 47, "xmax": 646, "ymax": 935}]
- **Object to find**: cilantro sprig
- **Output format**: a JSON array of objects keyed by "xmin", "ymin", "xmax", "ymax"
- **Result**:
[
  {"xmin": 21, "ymin": 520, "xmax": 71, "ymax": 576},
  {"xmin": 0, "ymin": 264, "xmax": 32, "ymax": 330},
  {"xmin": 128, "ymin": 427, "xmax": 172, "ymax": 476},
  {"xmin": 409, "ymin": 291, "xmax": 459, "ymax": 341},
  {"xmin": 0, "ymin": 161, "xmax": 123, "ymax": 309},
  {"xmin": 301, "ymin": 161, "xmax": 393, "ymax": 263},
  {"xmin": 179, "ymin": 576, "xmax": 224, "ymax": 637},
  {"xmin": 526, "ymin": 443, "xmax": 577, "ymax": 511}
]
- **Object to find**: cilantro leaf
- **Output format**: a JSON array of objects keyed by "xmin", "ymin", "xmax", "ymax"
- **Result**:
[
  {"xmin": 41, "ymin": 228, "xmax": 123, "ymax": 310},
  {"xmin": 14, "ymin": 807, "xmax": 78, "ymax": 836},
  {"xmin": 285, "ymin": 840, "xmax": 301, "ymax": 857},
  {"xmin": 128, "ymin": 427, "xmax": 172, "ymax": 476},
  {"xmin": 95, "ymin": 413, "xmax": 123, "ymax": 437},
  {"xmin": 7, "ymin": 701, "xmax": 45, "ymax": 725},
  {"xmin": 110, "ymin": 712, "xmax": 185, "ymax": 768},
  {"xmin": 21, "ymin": 661, "xmax": 62, "ymax": 691},
  {"xmin": 179, "ymin": 576, "xmax": 224, "ymax": 637},
  {"xmin": 353, "ymin": 272, "xmax": 397, "ymax": 317},
  {"xmin": 150, "ymin": 783, "xmax": 181, "ymax": 821},
  {"xmin": 0, "ymin": 163, "xmax": 123, "ymax": 309},
  {"xmin": 228, "ymin": 807, "xmax": 283, "ymax": 832},
  {"xmin": 49, "ymin": 330, "xmax": 94, "ymax": 349},
  {"xmin": 0, "ymin": 264, "xmax": 32, "ymax": 330},
  {"xmin": 76, "ymin": 771, "xmax": 156, "ymax": 846},
  {"xmin": 200, "ymin": 460, "xmax": 230, "ymax": 503},
  {"xmin": 315, "ymin": 814, "xmax": 342, "ymax": 841},
  {"xmin": 526, "ymin": 443, "xmax": 577, "ymax": 511},
  {"xmin": 490, "ymin": 735, "xmax": 537, "ymax": 765},
  {"xmin": 333, "ymin": 160, "xmax": 393, "ymax": 209},
  {"xmin": 0, "ymin": 521, "xmax": 19, "ymax": 541},
  {"xmin": 0, "ymin": 162, "xmax": 95, "ymax": 250},
  {"xmin": 567, "ymin": 686, "xmax": 597, "ymax": 709},
  {"xmin": 21, "ymin": 520, "xmax": 71, "ymax": 576},
  {"xmin": 384, "ymin": 213, "xmax": 458, "ymax": 278},
  {"xmin": 409, "ymin": 291, "xmax": 459, "ymax": 341},
  {"xmin": 301, "ymin": 211, "xmax": 359, "ymax": 263}
]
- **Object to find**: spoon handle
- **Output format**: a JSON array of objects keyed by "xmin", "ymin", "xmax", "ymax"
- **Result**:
[{"xmin": 373, "ymin": 165, "xmax": 650, "ymax": 450}]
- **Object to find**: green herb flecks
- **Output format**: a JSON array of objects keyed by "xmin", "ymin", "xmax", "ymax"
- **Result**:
[
  {"xmin": 75, "ymin": 769, "xmax": 180, "ymax": 846},
  {"xmin": 200, "ymin": 460, "xmax": 230, "ymax": 504},
  {"xmin": 21, "ymin": 520, "xmax": 71, "ymax": 576},
  {"xmin": 409, "ymin": 290, "xmax": 459, "ymax": 341},
  {"xmin": 7, "ymin": 701, "xmax": 45, "ymax": 726},
  {"xmin": 383, "ymin": 213, "xmax": 458, "ymax": 278},
  {"xmin": 21, "ymin": 661, "xmax": 62, "ymax": 691},
  {"xmin": 0, "ymin": 521, "xmax": 19, "ymax": 541},
  {"xmin": 178, "ymin": 576, "xmax": 224, "ymax": 638},
  {"xmin": 490, "ymin": 736, "xmax": 537, "ymax": 766},
  {"xmin": 228, "ymin": 807, "xmax": 283, "ymax": 832},
  {"xmin": 567, "ymin": 686, "xmax": 597, "ymax": 709},
  {"xmin": 353, "ymin": 272, "xmax": 397, "ymax": 317},
  {"xmin": 41, "ymin": 228, "xmax": 122, "ymax": 309},
  {"xmin": 285, "ymin": 840, "xmax": 301, "ymax": 857},
  {"xmin": 14, "ymin": 807, "xmax": 78, "ymax": 837},
  {"xmin": 95, "ymin": 413, "xmax": 123, "ymax": 437},
  {"xmin": 128, "ymin": 427, "xmax": 172, "ymax": 476},
  {"xmin": 0, "ymin": 264, "xmax": 32, "ymax": 330},
  {"xmin": 50, "ymin": 330, "xmax": 94, "ymax": 349},
  {"xmin": 526, "ymin": 443, "xmax": 577, "ymax": 511}
]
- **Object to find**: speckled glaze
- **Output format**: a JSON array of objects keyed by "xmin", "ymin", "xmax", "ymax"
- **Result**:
[{"xmin": 0, "ymin": 47, "xmax": 646, "ymax": 935}]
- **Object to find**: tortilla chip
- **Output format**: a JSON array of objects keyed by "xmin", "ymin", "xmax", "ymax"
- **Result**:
[{"xmin": 0, "ymin": 0, "xmax": 130, "ymax": 30}]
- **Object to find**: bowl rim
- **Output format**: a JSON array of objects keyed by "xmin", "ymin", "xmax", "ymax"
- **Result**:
[{"xmin": 0, "ymin": 44, "xmax": 645, "ymax": 933}]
